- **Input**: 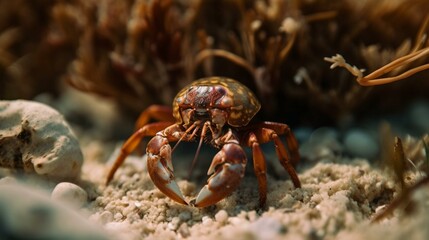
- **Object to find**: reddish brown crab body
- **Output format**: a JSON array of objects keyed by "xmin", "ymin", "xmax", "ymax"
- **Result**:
[
  {"xmin": 173, "ymin": 78, "xmax": 260, "ymax": 127},
  {"xmin": 106, "ymin": 77, "xmax": 301, "ymax": 208}
]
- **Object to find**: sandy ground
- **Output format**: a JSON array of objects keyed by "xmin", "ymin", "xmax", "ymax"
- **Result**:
[
  {"xmin": 75, "ymin": 92, "xmax": 429, "ymax": 239},
  {"xmin": 88, "ymin": 158, "xmax": 380, "ymax": 239},
  {"xmin": 81, "ymin": 142, "xmax": 429, "ymax": 240},
  {"xmin": 2, "ymin": 89, "xmax": 429, "ymax": 240}
]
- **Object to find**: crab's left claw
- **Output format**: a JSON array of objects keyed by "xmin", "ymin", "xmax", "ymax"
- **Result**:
[
  {"xmin": 193, "ymin": 142, "xmax": 247, "ymax": 207},
  {"xmin": 146, "ymin": 135, "xmax": 188, "ymax": 205}
]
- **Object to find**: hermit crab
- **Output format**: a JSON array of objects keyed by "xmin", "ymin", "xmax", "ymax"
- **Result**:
[{"xmin": 106, "ymin": 77, "xmax": 301, "ymax": 207}]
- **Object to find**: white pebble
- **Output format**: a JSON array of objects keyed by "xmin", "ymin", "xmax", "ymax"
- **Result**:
[
  {"xmin": 228, "ymin": 217, "xmax": 243, "ymax": 226},
  {"xmin": 167, "ymin": 217, "xmax": 181, "ymax": 231},
  {"xmin": 247, "ymin": 211, "xmax": 258, "ymax": 222},
  {"xmin": 98, "ymin": 211, "xmax": 114, "ymax": 225},
  {"xmin": 300, "ymin": 127, "xmax": 342, "ymax": 160},
  {"xmin": 248, "ymin": 216, "xmax": 284, "ymax": 239},
  {"xmin": 122, "ymin": 204, "xmax": 136, "ymax": 216},
  {"xmin": 202, "ymin": 216, "xmax": 213, "ymax": 226},
  {"xmin": 51, "ymin": 182, "xmax": 88, "ymax": 208},
  {"xmin": 0, "ymin": 184, "xmax": 106, "ymax": 239},
  {"xmin": 215, "ymin": 210, "xmax": 228, "ymax": 224},
  {"xmin": 134, "ymin": 201, "xmax": 142, "ymax": 208},
  {"xmin": 344, "ymin": 129, "xmax": 378, "ymax": 159},
  {"xmin": 114, "ymin": 212, "xmax": 124, "ymax": 221},
  {"xmin": 409, "ymin": 101, "xmax": 429, "ymax": 132},
  {"xmin": 178, "ymin": 223, "xmax": 190, "ymax": 238},
  {"xmin": 0, "ymin": 176, "xmax": 17, "ymax": 185}
]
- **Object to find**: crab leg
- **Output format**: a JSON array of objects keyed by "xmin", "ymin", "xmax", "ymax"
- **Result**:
[
  {"xmin": 106, "ymin": 121, "xmax": 173, "ymax": 184},
  {"xmin": 133, "ymin": 105, "xmax": 175, "ymax": 155},
  {"xmin": 272, "ymin": 133, "xmax": 301, "ymax": 188},
  {"xmin": 246, "ymin": 132, "xmax": 268, "ymax": 207},
  {"xmin": 253, "ymin": 122, "xmax": 300, "ymax": 166},
  {"xmin": 193, "ymin": 140, "xmax": 247, "ymax": 207},
  {"xmin": 134, "ymin": 105, "xmax": 174, "ymax": 130},
  {"xmin": 252, "ymin": 126, "xmax": 301, "ymax": 188}
]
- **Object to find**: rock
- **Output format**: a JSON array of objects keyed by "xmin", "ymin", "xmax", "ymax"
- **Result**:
[
  {"xmin": 0, "ymin": 183, "xmax": 109, "ymax": 240},
  {"xmin": 0, "ymin": 100, "xmax": 83, "ymax": 181},
  {"xmin": 178, "ymin": 211, "xmax": 192, "ymax": 222},
  {"xmin": 215, "ymin": 210, "xmax": 228, "ymax": 224},
  {"xmin": 167, "ymin": 217, "xmax": 181, "ymax": 231},
  {"xmin": 343, "ymin": 129, "xmax": 378, "ymax": 159},
  {"xmin": 51, "ymin": 182, "xmax": 88, "ymax": 209},
  {"xmin": 300, "ymin": 127, "xmax": 342, "ymax": 161},
  {"xmin": 409, "ymin": 101, "xmax": 429, "ymax": 133}
]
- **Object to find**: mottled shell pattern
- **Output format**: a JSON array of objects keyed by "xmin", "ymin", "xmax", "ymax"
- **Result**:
[{"xmin": 172, "ymin": 77, "xmax": 261, "ymax": 127}]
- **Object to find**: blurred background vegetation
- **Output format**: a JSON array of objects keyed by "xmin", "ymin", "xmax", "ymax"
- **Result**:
[{"xmin": 1, "ymin": 0, "xmax": 428, "ymax": 128}]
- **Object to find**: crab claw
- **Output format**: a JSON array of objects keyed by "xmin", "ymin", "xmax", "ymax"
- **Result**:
[
  {"xmin": 146, "ymin": 135, "xmax": 188, "ymax": 205},
  {"xmin": 193, "ymin": 142, "xmax": 247, "ymax": 207}
]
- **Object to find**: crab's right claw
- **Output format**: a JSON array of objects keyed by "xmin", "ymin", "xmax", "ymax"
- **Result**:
[
  {"xmin": 193, "ymin": 143, "xmax": 247, "ymax": 208},
  {"xmin": 146, "ymin": 135, "xmax": 188, "ymax": 205}
]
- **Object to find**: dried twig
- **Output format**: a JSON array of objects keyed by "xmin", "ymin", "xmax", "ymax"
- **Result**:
[
  {"xmin": 372, "ymin": 175, "xmax": 429, "ymax": 222},
  {"xmin": 325, "ymin": 48, "xmax": 429, "ymax": 86},
  {"xmin": 325, "ymin": 15, "xmax": 429, "ymax": 86},
  {"xmin": 372, "ymin": 134, "xmax": 429, "ymax": 222}
]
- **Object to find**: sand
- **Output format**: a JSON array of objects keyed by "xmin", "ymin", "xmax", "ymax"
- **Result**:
[
  {"xmin": 1, "ymin": 90, "xmax": 429, "ymax": 240},
  {"xmin": 82, "ymin": 144, "xmax": 428, "ymax": 240}
]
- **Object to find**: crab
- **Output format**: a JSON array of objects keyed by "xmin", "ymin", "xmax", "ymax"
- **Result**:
[{"xmin": 106, "ymin": 77, "xmax": 301, "ymax": 207}]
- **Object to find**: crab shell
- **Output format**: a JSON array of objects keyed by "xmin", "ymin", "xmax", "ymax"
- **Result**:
[{"xmin": 172, "ymin": 77, "xmax": 261, "ymax": 127}]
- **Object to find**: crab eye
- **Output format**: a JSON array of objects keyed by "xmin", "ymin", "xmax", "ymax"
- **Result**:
[{"xmin": 215, "ymin": 86, "xmax": 226, "ymax": 95}]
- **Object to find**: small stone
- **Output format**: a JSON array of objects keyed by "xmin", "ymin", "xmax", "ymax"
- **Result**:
[
  {"xmin": 114, "ymin": 212, "xmax": 124, "ymax": 221},
  {"xmin": 167, "ymin": 217, "xmax": 181, "ymax": 231},
  {"xmin": 300, "ymin": 127, "xmax": 342, "ymax": 160},
  {"xmin": 293, "ymin": 127, "xmax": 313, "ymax": 143},
  {"xmin": 51, "ymin": 182, "xmax": 88, "ymax": 209},
  {"xmin": 98, "ymin": 211, "xmax": 114, "ymax": 225},
  {"xmin": 409, "ymin": 101, "xmax": 429, "ymax": 132},
  {"xmin": 344, "ymin": 129, "xmax": 378, "ymax": 159},
  {"xmin": 215, "ymin": 210, "xmax": 228, "ymax": 224},
  {"xmin": 178, "ymin": 211, "xmax": 191, "ymax": 221},
  {"xmin": 202, "ymin": 216, "xmax": 213, "ymax": 226},
  {"xmin": 228, "ymin": 217, "xmax": 243, "ymax": 226},
  {"xmin": 0, "ymin": 176, "xmax": 18, "ymax": 185},
  {"xmin": 247, "ymin": 211, "xmax": 257, "ymax": 222},
  {"xmin": 177, "ymin": 223, "xmax": 190, "ymax": 238},
  {"xmin": 0, "ymin": 183, "xmax": 108, "ymax": 239},
  {"xmin": 134, "ymin": 201, "xmax": 142, "ymax": 208},
  {"xmin": 248, "ymin": 216, "xmax": 285, "ymax": 239},
  {"xmin": 122, "ymin": 204, "xmax": 136, "ymax": 216}
]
